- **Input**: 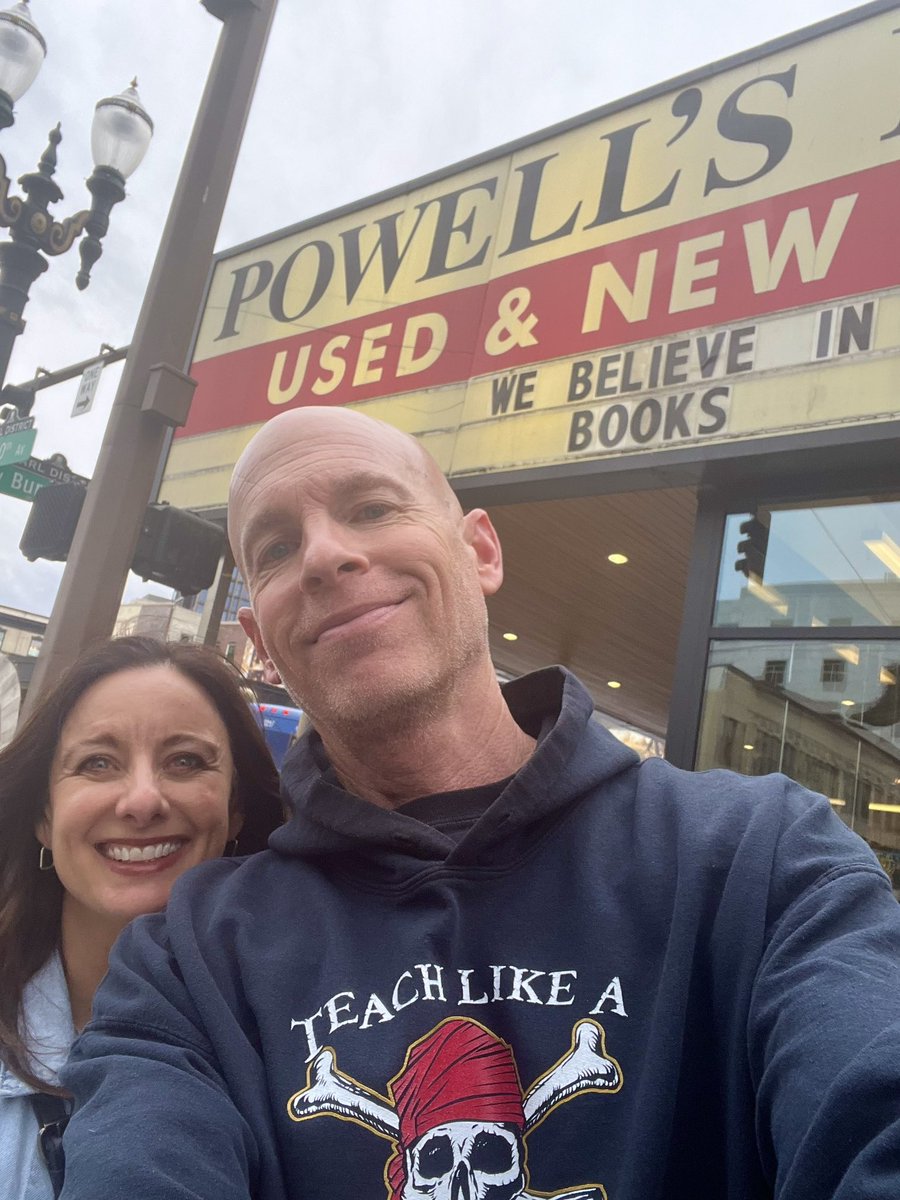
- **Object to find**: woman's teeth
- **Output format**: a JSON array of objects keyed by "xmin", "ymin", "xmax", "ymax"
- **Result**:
[{"xmin": 103, "ymin": 842, "xmax": 182, "ymax": 862}]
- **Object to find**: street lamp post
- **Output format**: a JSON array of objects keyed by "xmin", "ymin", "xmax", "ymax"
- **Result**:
[
  {"xmin": 24, "ymin": 0, "xmax": 278, "ymax": 713},
  {"xmin": 0, "ymin": 3, "xmax": 153, "ymax": 392},
  {"xmin": 0, "ymin": 1, "xmax": 44, "ymax": 132}
]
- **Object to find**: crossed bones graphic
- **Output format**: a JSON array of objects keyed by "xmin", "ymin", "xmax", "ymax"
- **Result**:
[{"xmin": 287, "ymin": 1017, "xmax": 621, "ymax": 1200}]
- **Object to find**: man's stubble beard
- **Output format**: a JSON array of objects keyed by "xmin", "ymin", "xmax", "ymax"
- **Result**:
[{"xmin": 278, "ymin": 580, "xmax": 491, "ymax": 744}]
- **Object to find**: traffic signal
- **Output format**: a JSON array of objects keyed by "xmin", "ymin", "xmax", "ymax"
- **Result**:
[
  {"xmin": 0, "ymin": 383, "xmax": 36, "ymax": 418},
  {"xmin": 131, "ymin": 503, "xmax": 225, "ymax": 596},
  {"xmin": 19, "ymin": 481, "xmax": 86, "ymax": 561},
  {"xmin": 20, "ymin": 487, "xmax": 225, "ymax": 596},
  {"xmin": 734, "ymin": 515, "xmax": 769, "ymax": 580}
]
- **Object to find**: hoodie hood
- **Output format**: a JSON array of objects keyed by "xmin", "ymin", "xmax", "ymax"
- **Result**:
[{"xmin": 270, "ymin": 667, "xmax": 639, "ymax": 878}]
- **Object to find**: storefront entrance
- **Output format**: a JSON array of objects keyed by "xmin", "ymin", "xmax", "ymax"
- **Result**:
[
  {"xmin": 472, "ymin": 472, "xmax": 900, "ymax": 892},
  {"xmin": 483, "ymin": 487, "xmax": 697, "ymax": 738}
]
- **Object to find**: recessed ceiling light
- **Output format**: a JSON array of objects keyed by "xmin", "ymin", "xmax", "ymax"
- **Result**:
[
  {"xmin": 840, "ymin": 699, "xmax": 855, "ymax": 707},
  {"xmin": 607, "ymin": 680, "xmax": 622, "ymax": 689},
  {"xmin": 502, "ymin": 631, "xmax": 518, "ymax": 641},
  {"xmin": 607, "ymin": 553, "xmax": 629, "ymax": 565}
]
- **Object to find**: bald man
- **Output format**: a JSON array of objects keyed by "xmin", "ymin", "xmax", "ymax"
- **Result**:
[
  {"xmin": 229, "ymin": 408, "xmax": 535, "ymax": 806},
  {"xmin": 61, "ymin": 408, "xmax": 900, "ymax": 1200}
]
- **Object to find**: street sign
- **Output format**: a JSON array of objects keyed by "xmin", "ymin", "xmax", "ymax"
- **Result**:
[
  {"xmin": 0, "ymin": 415, "xmax": 33, "ymax": 435},
  {"xmin": 0, "ymin": 462, "xmax": 48, "ymax": 500},
  {"xmin": 0, "ymin": 417, "xmax": 36, "ymax": 468},
  {"xmin": 18, "ymin": 455, "xmax": 88, "ymax": 485},
  {"xmin": 71, "ymin": 359, "xmax": 104, "ymax": 417},
  {"xmin": 0, "ymin": 454, "xmax": 89, "ymax": 501}
]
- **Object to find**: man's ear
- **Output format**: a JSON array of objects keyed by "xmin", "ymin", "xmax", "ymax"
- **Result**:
[
  {"xmin": 461, "ymin": 509, "xmax": 503, "ymax": 597},
  {"xmin": 238, "ymin": 606, "xmax": 283, "ymax": 686}
]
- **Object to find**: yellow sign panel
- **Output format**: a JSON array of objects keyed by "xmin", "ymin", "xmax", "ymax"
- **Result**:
[{"xmin": 162, "ymin": 4, "xmax": 900, "ymax": 509}]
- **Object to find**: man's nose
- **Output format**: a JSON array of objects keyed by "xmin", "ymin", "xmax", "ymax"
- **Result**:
[
  {"xmin": 298, "ymin": 517, "xmax": 369, "ymax": 590},
  {"xmin": 115, "ymin": 765, "xmax": 170, "ymax": 824}
]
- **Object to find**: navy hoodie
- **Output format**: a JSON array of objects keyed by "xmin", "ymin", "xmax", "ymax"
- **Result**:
[{"xmin": 61, "ymin": 669, "xmax": 900, "ymax": 1199}]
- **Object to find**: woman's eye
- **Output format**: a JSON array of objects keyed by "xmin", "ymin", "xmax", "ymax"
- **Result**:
[
  {"xmin": 78, "ymin": 755, "xmax": 114, "ymax": 774},
  {"xmin": 168, "ymin": 752, "xmax": 207, "ymax": 772}
]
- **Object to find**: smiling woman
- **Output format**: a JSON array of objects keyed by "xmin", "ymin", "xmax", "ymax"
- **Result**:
[
  {"xmin": 0, "ymin": 636, "xmax": 284, "ymax": 1200},
  {"xmin": 41, "ymin": 668, "xmax": 241, "ymax": 958}
]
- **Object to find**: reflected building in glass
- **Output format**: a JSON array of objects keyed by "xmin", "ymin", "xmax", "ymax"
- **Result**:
[{"xmin": 695, "ymin": 500, "xmax": 900, "ymax": 892}]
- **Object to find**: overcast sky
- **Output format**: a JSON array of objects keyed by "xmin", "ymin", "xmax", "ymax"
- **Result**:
[{"xmin": 0, "ymin": 0, "xmax": 866, "ymax": 617}]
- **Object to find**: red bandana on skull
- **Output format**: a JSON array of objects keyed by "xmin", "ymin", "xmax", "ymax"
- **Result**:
[{"xmin": 384, "ymin": 1019, "xmax": 525, "ymax": 1198}]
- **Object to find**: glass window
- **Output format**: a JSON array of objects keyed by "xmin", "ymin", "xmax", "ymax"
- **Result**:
[
  {"xmin": 697, "ymin": 639, "xmax": 900, "ymax": 890},
  {"xmin": 180, "ymin": 570, "xmax": 251, "ymax": 623},
  {"xmin": 821, "ymin": 658, "xmax": 846, "ymax": 689},
  {"xmin": 763, "ymin": 659, "xmax": 786, "ymax": 687},
  {"xmin": 714, "ymin": 498, "xmax": 900, "ymax": 628},
  {"xmin": 223, "ymin": 570, "xmax": 250, "ymax": 623}
]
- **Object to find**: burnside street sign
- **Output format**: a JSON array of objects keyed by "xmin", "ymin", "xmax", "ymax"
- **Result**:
[
  {"xmin": 0, "ymin": 454, "xmax": 89, "ymax": 501},
  {"xmin": 0, "ymin": 416, "xmax": 36, "ymax": 468}
]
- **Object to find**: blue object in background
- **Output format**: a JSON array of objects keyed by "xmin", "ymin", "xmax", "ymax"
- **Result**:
[{"xmin": 254, "ymin": 702, "xmax": 302, "ymax": 769}]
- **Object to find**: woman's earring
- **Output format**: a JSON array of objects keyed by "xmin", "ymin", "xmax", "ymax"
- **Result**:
[{"xmin": 38, "ymin": 845, "xmax": 55, "ymax": 871}]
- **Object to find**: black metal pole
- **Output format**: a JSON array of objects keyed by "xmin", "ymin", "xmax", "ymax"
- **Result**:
[{"xmin": 0, "ymin": 238, "xmax": 46, "ymax": 388}]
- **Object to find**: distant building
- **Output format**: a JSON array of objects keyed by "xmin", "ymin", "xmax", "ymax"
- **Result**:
[
  {"xmin": 179, "ymin": 570, "xmax": 266, "ymax": 679},
  {"xmin": 180, "ymin": 569, "xmax": 250, "ymax": 624},
  {"xmin": 113, "ymin": 594, "xmax": 202, "ymax": 643},
  {"xmin": 216, "ymin": 620, "xmax": 265, "ymax": 679},
  {"xmin": 0, "ymin": 603, "xmax": 47, "ymax": 659},
  {"xmin": 2, "ymin": 597, "xmax": 206, "ymax": 703},
  {"xmin": 0, "ymin": 653, "xmax": 20, "ymax": 749}
]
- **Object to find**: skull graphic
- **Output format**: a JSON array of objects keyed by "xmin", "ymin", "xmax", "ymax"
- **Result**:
[
  {"xmin": 287, "ymin": 1017, "xmax": 621, "ymax": 1200},
  {"xmin": 403, "ymin": 1120, "xmax": 525, "ymax": 1200}
]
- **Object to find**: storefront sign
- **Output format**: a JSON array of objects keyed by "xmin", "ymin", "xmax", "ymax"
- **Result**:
[{"xmin": 161, "ymin": 3, "xmax": 900, "ymax": 509}]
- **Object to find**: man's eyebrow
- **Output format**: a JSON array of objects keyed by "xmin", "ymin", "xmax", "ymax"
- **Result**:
[
  {"xmin": 331, "ymin": 472, "xmax": 415, "ymax": 502},
  {"xmin": 237, "ymin": 473, "xmax": 416, "ymax": 557}
]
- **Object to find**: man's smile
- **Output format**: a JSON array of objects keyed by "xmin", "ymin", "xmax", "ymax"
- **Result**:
[{"xmin": 311, "ymin": 598, "xmax": 407, "ymax": 644}]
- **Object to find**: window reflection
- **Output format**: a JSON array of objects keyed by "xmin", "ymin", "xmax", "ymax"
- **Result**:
[
  {"xmin": 715, "ymin": 498, "xmax": 900, "ymax": 628},
  {"xmin": 697, "ymin": 640, "xmax": 900, "ymax": 897}
]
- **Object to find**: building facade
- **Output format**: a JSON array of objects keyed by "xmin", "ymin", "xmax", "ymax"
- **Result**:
[{"xmin": 157, "ymin": 3, "xmax": 900, "ymax": 887}]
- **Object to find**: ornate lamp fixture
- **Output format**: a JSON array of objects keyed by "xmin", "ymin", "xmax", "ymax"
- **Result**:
[
  {"xmin": 0, "ymin": 1, "xmax": 45, "ymax": 130},
  {"xmin": 78, "ymin": 80, "xmax": 154, "ymax": 289},
  {"xmin": 0, "ymin": 2, "xmax": 153, "ymax": 388}
]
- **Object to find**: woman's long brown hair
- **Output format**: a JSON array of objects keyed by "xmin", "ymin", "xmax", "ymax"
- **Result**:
[{"xmin": 0, "ymin": 636, "xmax": 283, "ymax": 1092}]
